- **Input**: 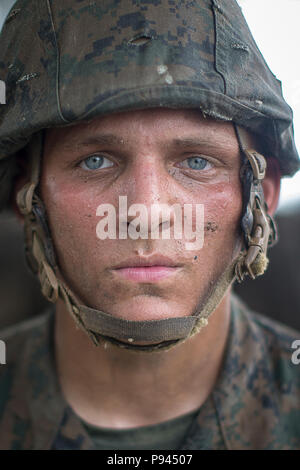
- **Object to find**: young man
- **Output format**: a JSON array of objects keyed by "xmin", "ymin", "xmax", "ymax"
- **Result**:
[{"xmin": 0, "ymin": 0, "xmax": 299, "ymax": 450}]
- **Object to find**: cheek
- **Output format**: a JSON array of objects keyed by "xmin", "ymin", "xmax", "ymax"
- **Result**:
[
  {"xmin": 41, "ymin": 176, "xmax": 111, "ymax": 265},
  {"xmin": 204, "ymin": 181, "xmax": 242, "ymax": 228},
  {"xmin": 185, "ymin": 181, "xmax": 242, "ymax": 284},
  {"xmin": 179, "ymin": 179, "xmax": 242, "ymax": 236},
  {"xmin": 184, "ymin": 180, "xmax": 243, "ymax": 274}
]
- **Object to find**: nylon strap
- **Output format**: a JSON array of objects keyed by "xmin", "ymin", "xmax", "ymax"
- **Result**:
[{"xmin": 76, "ymin": 259, "xmax": 236, "ymax": 351}]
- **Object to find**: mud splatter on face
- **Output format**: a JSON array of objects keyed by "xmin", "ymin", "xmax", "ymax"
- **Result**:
[{"xmin": 205, "ymin": 222, "xmax": 218, "ymax": 232}]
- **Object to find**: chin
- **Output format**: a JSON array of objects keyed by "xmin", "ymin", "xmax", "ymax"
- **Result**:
[{"xmin": 99, "ymin": 297, "xmax": 188, "ymax": 322}]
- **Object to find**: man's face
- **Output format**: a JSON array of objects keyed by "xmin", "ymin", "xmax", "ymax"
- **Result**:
[{"xmin": 41, "ymin": 108, "xmax": 243, "ymax": 321}]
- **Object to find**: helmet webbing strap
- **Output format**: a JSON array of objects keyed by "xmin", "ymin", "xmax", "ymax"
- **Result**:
[
  {"xmin": 234, "ymin": 125, "xmax": 278, "ymax": 281},
  {"xmin": 16, "ymin": 128, "xmax": 276, "ymax": 352}
]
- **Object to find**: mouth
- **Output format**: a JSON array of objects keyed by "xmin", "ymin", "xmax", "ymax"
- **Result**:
[{"xmin": 111, "ymin": 254, "xmax": 183, "ymax": 282}]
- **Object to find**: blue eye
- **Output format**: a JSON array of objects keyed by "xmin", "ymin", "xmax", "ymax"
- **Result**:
[
  {"xmin": 187, "ymin": 156, "xmax": 210, "ymax": 170},
  {"xmin": 80, "ymin": 154, "xmax": 113, "ymax": 170}
]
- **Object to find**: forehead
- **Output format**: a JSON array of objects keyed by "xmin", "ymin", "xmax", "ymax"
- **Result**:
[{"xmin": 44, "ymin": 108, "xmax": 240, "ymax": 153}]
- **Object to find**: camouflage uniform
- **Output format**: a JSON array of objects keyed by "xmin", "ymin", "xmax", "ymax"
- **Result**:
[
  {"xmin": 0, "ymin": 0, "xmax": 300, "ymax": 449},
  {"xmin": 0, "ymin": 295, "xmax": 299, "ymax": 450}
]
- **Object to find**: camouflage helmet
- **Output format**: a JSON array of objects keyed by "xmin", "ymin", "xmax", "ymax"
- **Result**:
[
  {"xmin": 0, "ymin": 0, "xmax": 299, "ymax": 352},
  {"xmin": 0, "ymin": 0, "xmax": 299, "ymax": 190}
]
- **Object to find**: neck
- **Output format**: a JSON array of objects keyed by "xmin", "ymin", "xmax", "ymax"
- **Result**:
[{"xmin": 54, "ymin": 292, "xmax": 232, "ymax": 429}]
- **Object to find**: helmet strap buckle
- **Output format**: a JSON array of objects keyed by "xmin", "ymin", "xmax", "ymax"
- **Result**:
[{"xmin": 234, "ymin": 127, "xmax": 278, "ymax": 282}]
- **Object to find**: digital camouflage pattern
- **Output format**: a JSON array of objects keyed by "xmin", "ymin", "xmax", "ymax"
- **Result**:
[
  {"xmin": 0, "ymin": 0, "xmax": 300, "ymax": 450},
  {"xmin": 0, "ymin": 0, "xmax": 299, "ymax": 210},
  {"xmin": 0, "ymin": 295, "xmax": 299, "ymax": 450}
]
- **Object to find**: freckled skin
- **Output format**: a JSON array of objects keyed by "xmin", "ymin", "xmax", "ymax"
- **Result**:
[{"xmin": 41, "ymin": 108, "xmax": 243, "ymax": 322}]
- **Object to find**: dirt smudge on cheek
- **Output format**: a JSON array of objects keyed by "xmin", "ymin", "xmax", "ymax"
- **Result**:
[{"xmin": 205, "ymin": 221, "xmax": 218, "ymax": 232}]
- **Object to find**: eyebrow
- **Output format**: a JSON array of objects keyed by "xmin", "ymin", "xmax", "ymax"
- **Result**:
[
  {"xmin": 171, "ymin": 138, "xmax": 225, "ymax": 150},
  {"xmin": 63, "ymin": 134, "xmax": 228, "ymax": 152},
  {"xmin": 63, "ymin": 134, "xmax": 124, "ymax": 151}
]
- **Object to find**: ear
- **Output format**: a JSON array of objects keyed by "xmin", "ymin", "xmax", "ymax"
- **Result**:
[{"xmin": 262, "ymin": 157, "xmax": 281, "ymax": 216}]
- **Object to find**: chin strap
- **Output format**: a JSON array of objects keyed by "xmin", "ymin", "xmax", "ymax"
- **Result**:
[
  {"xmin": 16, "ymin": 128, "xmax": 277, "ymax": 353},
  {"xmin": 234, "ymin": 125, "xmax": 278, "ymax": 282}
]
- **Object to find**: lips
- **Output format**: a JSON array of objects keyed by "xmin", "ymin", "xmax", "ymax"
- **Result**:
[
  {"xmin": 111, "ymin": 254, "xmax": 182, "ymax": 269},
  {"xmin": 111, "ymin": 254, "xmax": 183, "ymax": 282}
]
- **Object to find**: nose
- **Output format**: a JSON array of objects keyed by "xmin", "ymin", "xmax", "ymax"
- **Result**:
[{"xmin": 120, "ymin": 157, "xmax": 180, "ymax": 238}]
